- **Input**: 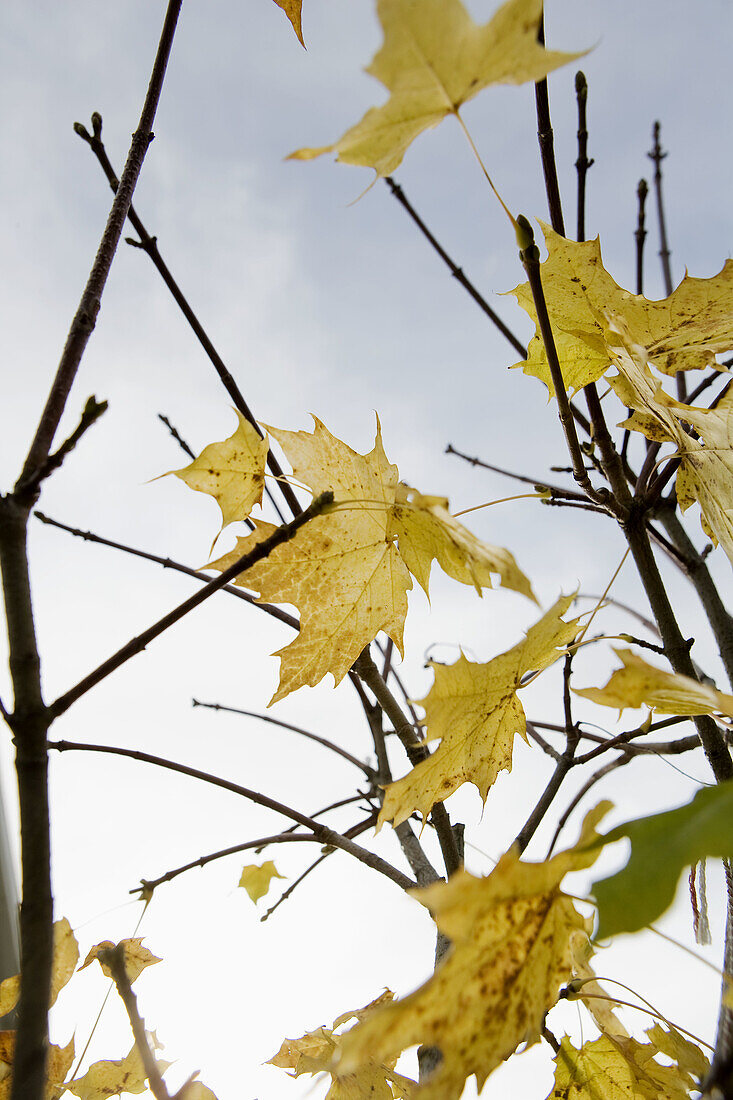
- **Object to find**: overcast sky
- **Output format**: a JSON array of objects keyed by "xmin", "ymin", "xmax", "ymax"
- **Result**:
[{"xmin": 1, "ymin": 1, "xmax": 732, "ymax": 1097}]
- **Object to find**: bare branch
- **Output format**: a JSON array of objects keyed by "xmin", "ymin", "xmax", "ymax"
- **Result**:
[
  {"xmin": 50, "ymin": 740, "xmax": 414, "ymax": 891},
  {"xmin": 48, "ymin": 492, "xmax": 332, "ymax": 717}
]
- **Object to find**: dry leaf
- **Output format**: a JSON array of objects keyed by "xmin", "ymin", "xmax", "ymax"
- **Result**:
[
  {"xmin": 66, "ymin": 1041, "xmax": 170, "ymax": 1100},
  {"xmin": 289, "ymin": 0, "xmax": 582, "ymax": 177},
  {"xmin": 379, "ymin": 595, "xmax": 579, "ymax": 827},
  {"xmin": 80, "ymin": 938, "xmax": 161, "ymax": 985},
  {"xmin": 171, "ymin": 412, "xmax": 268, "ymax": 531},
  {"xmin": 238, "ymin": 861, "xmax": 285, "ymax": 903},
  {"xmin": 338, "ymin": 806, "xmax": 607, "ymax": 1099},
  {"xmin": 575, "ymin": 647, "xmax": 733, "ymax": 717},
  {"xmin": 206, "ymin": 417, "xmax": 531, "ymax": 701}
]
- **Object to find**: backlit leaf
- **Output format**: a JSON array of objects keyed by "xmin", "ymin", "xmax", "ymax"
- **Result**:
[
  {"xmin": 338, "ymin": 807, "xmax": 607, "ymax": 1099},
  {"xmin": 171, "ymin": 412, "xmax": 268, "ymax": 531},
  {"xmin": 269, "ymin": 991, "xmax": 415, "ymax": 1099},
  {"xmin": 289, "ymin": 0, "xmax": 583, "ymax": 178},
  {"xmin": 509, "ymin": 224, "xmax": 733, "ymax": 396},
  {"xmin": 379, "ymin": 595, "xmax": 579, "ymax": 828},
  {"xmin": 238, "ymin": 861, "xmax": 285, "ymax": 903},
  {"xmin": 80, "ymin": 938, "xmax": 161, "ymax": 984},
  {"xmin": 66, "ymin": 1041, "xmax": 170, "ymax": 1100},
  {"xmin": 574, "ymin": 647, "xmax": 733, "ymax": 718},
  {"xmin": 206, "ymin": 417, "xmax": 531, "ymax": 701},
  {"xmin": 589, "ymin": 781, "xmax": 733, "ymax": 939},
  {"xmin": 548, "ymin": 1035, "xmax": 645, "ymax": 1099},
  {"xmin": 272, "ymin": 0, "xmax": 304, "ymax": 45}
]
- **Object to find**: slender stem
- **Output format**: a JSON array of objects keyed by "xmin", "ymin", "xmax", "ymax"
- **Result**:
[
  {"xmin": 191, "ymin": 698, "xmax": 374, "ymax": 777},
  {"xmin": 383, "ymin": 178, "xmax": 527, "ymax": 359},
  {"xmin": 74, "ymin": 116, "xmax": 300, "ymax": 522},
  {"xmin": 647, "ymin": 122, "xmax": 674, "ymax": 296},
  {"xmin": 547, "ymin": 757, "xmax": 631, "ymax": 858},
  {"xmin": 98, "ymin": 945, "xmax": 171, "ymax": 1100},
  {"xmin": 157, "ymin": 414, "xmax": 195, "ymax": 459},
  {"xmin": 654, "ymin": 503, "xmax": 733, "ymax": 687},
  {"xmin": 137, "ymin": 813, "xmax": 377, "ymax": 896},
  {"xmin": 50, "ymin": 740, "xmax": 414, "ymax": 891},
  {"xmin": 34, "ymin": 510, "xmax": 299, "ymax": 630},
  {"xmin": 353, "ymin": 649, "xmax": 462, "ymax": 877},
  {"xmin": 17, "ymin": 3, "xmax": 182, "ymax": 492},
  {"xmin": 574, "ymin": 72, "xmax": 593, "ymax": 242},
  {"xmin": 533, "ymin": 15, "xmax": 565, "ymax": 235},
  {"xmin": 48, "ymin": 492, "xmax": 332, "ymax": 717},
  {"xmin": 518, "ymin": 235, "xmax": 610, "ymax": 507},
  {"xmin": 623, "ymin": 512, "xmax": 733, "ymax": 783},
  {"xmin": 634, "ymin": 179, "xmax": 648, "ymax": 296},
  {"xmin": 445, "ymin": 443, "xmax": 586, "ymax": 501}
]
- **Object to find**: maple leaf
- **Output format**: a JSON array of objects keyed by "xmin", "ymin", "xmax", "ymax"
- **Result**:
[
  {"xmin": 379, "ymin": 595, "xmax": 579, "ymax": 828},
  {"xmin": 575, "ymin": 647, "xmax": 733, "ymax": 718},
  {"xmin": 66, "ymin": 1040, "xmax": 170, "ymax": 1100},
  {"xmin": 80, "ymin": 938, "xmax": 161, "ymax": 984},
  {"xmin": 0, "ymin": 917, "xmax": 78, "ymax": 1018},
  {"xmin": 508, "ymin": 223, "xmax": 733, "ymax": 396},
  {"xmin": 272, "ymin": 0, "xmax": 304, "ymax": 46},
  {"xmin": 568, "ymin": 931, "xmax": 630, "ymax": 1041},
  {"xmin": 0, "ymin": 1034, "xmax": 74, "ymax": 1100},
  {"xmin": 606, "ymin": 328, "xmax": 733, "ymax": 565},
  {"xmin": 269, "ymin": 991, "xmax": 415, "ymax": 1099},
  {"xmin": 548, "ymin": 1035, "xmax": 647, "ymax": 1099},
  {"xmin": 171, "ymin": 412, "xmax": 268, "ymax": 531},
  {"xmin": 206, "ymin": 417, "xmax": 532, "ymax": 702},
  {"xmin": 289, "ymin": 0, "xmax": 583, "ymax": 178},
  {"xmin": 338, "ymin": 807, "xmax": 607, "ymax": 1099},
  {"xmin": 238, "ymin": 860, "xmax": 285, "ymax": 903},
  {"xmin": 589, "ymin": 780, "xmax": 733, "ymax": 939}
]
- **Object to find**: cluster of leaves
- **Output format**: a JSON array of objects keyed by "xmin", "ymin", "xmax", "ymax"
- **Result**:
[{"xmin": 7, "ymin": 0, "xmax": 730, "ymax": 1097}]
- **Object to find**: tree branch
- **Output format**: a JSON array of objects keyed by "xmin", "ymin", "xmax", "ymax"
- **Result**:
[
  {"xmin": 191, "ymin": 698, "xmax": 375, "ymax": 777},
  {"xmin": 48, "ymin": 492, "xmax": 332, "ymax": 717},
  {"xmin": 49, "ymin": 740, "xmax": 414, "ymax": 891}
]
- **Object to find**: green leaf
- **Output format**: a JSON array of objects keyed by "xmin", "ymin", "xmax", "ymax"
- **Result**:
[{"xmin": 590, "ymin": 780, "xmax": 733, "ymax": 940}]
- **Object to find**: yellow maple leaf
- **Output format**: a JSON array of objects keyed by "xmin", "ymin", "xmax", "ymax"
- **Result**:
[
  {"xmin": 568, "ymin": 931, "xmax": 630, "ymax": 1041},
  {"xmin": 238, "ymin": 860, "xmax": 286, "ymax": 903},
  {"xmin": 171, "ymin": 412, "xmax": 268, "ymax": 531},
  {"xmin": 606, "ymin": 326, "xmax": 733, "ymax": 565},
  {"xmin": 272, "ymin": 0, "xmax": 304, "ymax": 46},
  {"xmin": 80, "ymin": 938, "xmax": 161, "ymax": 984},
  {"xmin": 66, "ymin": 1041, "xmax": 170, "ymax": 1100},
  {"xmin": 549, "ymin": 1035, "xmax": 647, "ymax": 1099},
  {"xmin": 338, "ymin": 807, "xmax": 607, "ymax": 1099},
  {"xmin": 575, "ymin": 647, "xmax": 733, "ymax": 718},
  {"xmin": 0, "ymin": 917, "xmax": 79, "ymax": 1018},
  {"xmin": 0, "ymin": 1034, "xmax": 75, "ymax": 1100},
  {"xmin": 206, "ymin": 417, "xmax": 531, "ymax": 702},
  {"xmin": 508, "ymin": 224, "xmax": 733, "ymax": 396},
  {"xmin": 379, "ymin": 595, "xmax": 579, "ymax": 828},
  {"xmin": 269, "ymin": 991, "xmax": 415, "ymax": 1099},
  {"xmin": 289, "ymin": 0, "xmax": 583, "ymax": 178},
  {"xmin": 389, "ymin": 484, "xmax": 535, "ymax": 600}
]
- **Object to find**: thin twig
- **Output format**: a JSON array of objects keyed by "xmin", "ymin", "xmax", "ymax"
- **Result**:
[
  {"xmin": 445, "ymin": 443, "xmax": 586, "ymax": 501},
  {"xmin": 48, "ymin": 492, "xmax": 332, "ymax": 717},
  {"xmin": 34, "ymin": 511, "xmax": 298, "ymax": 630},
  {"xmin": 546, "ymin": 756, "xmax": 631, "ymax": 858},
  {"xmin": 74, "ymin": 115, "xmax": 300, "ymax": 522},
  {"xmin": 20, "ymin": 397, "xmax": 108, "ymax": 497},
  {"xmin": 383, "ymin": 178, "xmax": 527, "ymax": 359},
  {"xmin": 534, "ymin": 13, "xmax": 565, "ymax": 236},
  {"xmin": 353, "ymin": 648, "xmax": 462, "ymax": 877},
  {"xmin": 574, "ymin": 72, "xmax": 594, "ymax": 242},
  {"xmin": 18, "ymin": 6, "xmax": 182, "ymax": 494},
  {"xmin": 157, "ymin": 414, "xmax": 195, "ymax": 459},
  {"xmin": 50, "ymin": 740, "xmax": 414, "ymax": 892},
  {"xmin": 96, "ymin": 944, "xmax": 171, "ymax": 1100},
  {"xmin": 647, "ymin": 122, "xmax": 674, "ymax": 296},
  {"xmin": 634, "ymin": 179, "xmax": 648, "ymax": 296},
  {"xmin": 191, "ymin": 698, "xmax": 375, "ymax": 777}
]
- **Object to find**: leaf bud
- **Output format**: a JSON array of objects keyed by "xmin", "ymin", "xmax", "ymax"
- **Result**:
[{"xmin": 515, "ymin": 214, "xmax": 535, "ymax": 253}]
